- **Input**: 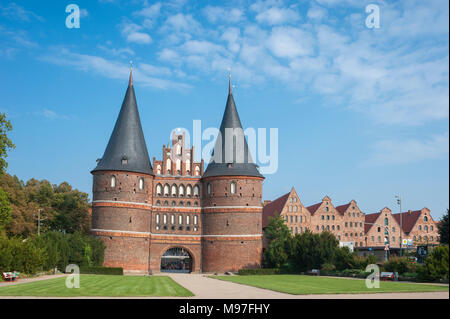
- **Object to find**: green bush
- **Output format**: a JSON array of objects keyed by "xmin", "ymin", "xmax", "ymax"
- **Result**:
[
  {"xmin": 79, "ymin": 266, "xmax": 123, "ymax": 275},
  {"xmin": 417, "ymin": 245, "xmax": 449, "ymax": 282},
  {"xmin": 238, "ymin": 268, "xmax": 280, "ymax": 275},
  {"xmin": 321, "ymin": 263, "xmax": 336, "ymax": 272},
  {"xmin": 0, "ymin": 232, "xmax": 105, "ymax": 275},
  {"xmin": 382, "ymin": 256, "xmax": 410, "ymax": 274}
]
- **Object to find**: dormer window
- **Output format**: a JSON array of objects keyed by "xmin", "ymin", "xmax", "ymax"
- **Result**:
[{"xmin": 121, "ymin": 156, "xmax": 128, "ymax": 165}]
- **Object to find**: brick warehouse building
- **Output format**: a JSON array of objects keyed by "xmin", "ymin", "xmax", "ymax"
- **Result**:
[
  {"xmin": 262, "ymin": 187, "xmax": 440, "ymax": 261},
  {"xmin": 91, "ymin": 70, "xmax": 263, "ymax": 274}
]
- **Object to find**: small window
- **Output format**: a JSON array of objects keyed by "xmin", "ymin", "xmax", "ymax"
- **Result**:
[
  {"xmin": 171, "ymin": 214, "xmax": 175, "ymax": 224},
  {"xmin": 111, "ymin": 175, "xmax": 116, "ymax": 187},
  {"xmin": 156, "ymin": 214, "xmax": 160, "ymax": 224},
  {"xmin": 207, "ymin": 183, "xmax": 211, "ymax": 195},
  {"xmin": 186, "ymin": 215, "xmax": 190, "ymax": 225},
  {"xmin": 384, "ymin": 218, "xmax": 388, "ymax": 226},
  {"xmin": 230, "ymin": 182, "xmax": 236, "ymax": 194},
  {"xmin": 194, "ymin": 185, "xmax": 200, "ymax": 197},
  {"xmin": 139, "ymin": 178, "xmax": 144, "ymax": 190},
  {"xmin": 163, "ymin": 214, "xmax": 167, "ymax": 224},
  {"xmin": 424, "ymin": 216, "xmax": 428, "ymax": 222},
  {"xmin": 178, "ymin": 215, "xmax": 183, "ymax": 225},
  {"xmin": 194, "ymin": 215, "xmax": 198, "ymax": 225}
]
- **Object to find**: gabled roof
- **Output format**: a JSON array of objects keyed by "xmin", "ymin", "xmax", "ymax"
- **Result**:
[
  {"xmin": 203, "ymin": 77, "xmax": 263, "ymax": 179},
  {"xmin": 364, "ymin": 212, "xmax": 381, "ymax": 233},
  {"xmin": 306, "ymin": 202, "xmax": 322, "ymax": 215},
  {"xmin": 92, "ymin": 70, "xmax": 153, "ymax": 175},
  {"xmin": 335, "ymin": 202, "xmax": 351, "ymax": 216},
  {"xmin": 392, "ymin": 210, "xmax": 422, "ymax": 234},
  {"xmin": 262, "ymin": 192, "xmax": 290, "ymax": 228}
]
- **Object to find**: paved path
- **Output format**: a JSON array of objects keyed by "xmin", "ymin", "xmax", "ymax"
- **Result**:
[
  {"xmin": 0, "ymin": 274, "xmax": 67, "ymax": 288},
  {"xmin": 166, "ymin": 273, "xmax": 449, "ymax": 299}
]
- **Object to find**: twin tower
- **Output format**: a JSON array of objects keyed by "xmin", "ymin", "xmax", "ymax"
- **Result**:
[{"xmin": 90, "ymin": 70, "xmax": 264, "ymax": 273}]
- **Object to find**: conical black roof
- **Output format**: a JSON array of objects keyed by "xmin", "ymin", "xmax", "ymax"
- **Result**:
[
  {"xmin": 92, "ymin": 71, "xmax": 153, "ymax": 175},
  {"xmin": 203, "ymin": 78, "xmax": 263, "ymax": 178}
]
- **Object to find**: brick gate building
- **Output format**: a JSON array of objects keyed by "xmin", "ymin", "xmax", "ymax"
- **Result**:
[{"xmin": 91, "ymin": 70, "xmax": 263, "ymax": 274}]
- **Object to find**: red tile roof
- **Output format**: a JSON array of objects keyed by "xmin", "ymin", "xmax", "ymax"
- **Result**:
[
  {"xmin": 262, "ymin": 192, "xmax": 290, "ymax": 228},
  {"xmin": 364, "ymin": 212, "xmax": 381, "ymax": 233},
  {"xmin": 306, "ymin": 202, "xmax": 322, "ymax": 215},
  {"xmin": 392, "ymin": 210, "xmax": 422, "ymax": 234},
  {"xmin": 335, "ymin": 203, "xmax": 351, "ymax": 216}
]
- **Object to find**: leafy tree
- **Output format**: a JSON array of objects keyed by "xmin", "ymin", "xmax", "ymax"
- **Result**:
[
  {"xmin": 263, "ymin": 216, "xmax": 292, "ymax": 268},
  {"xmin": 418, "ymin": 245, "xmax": 449, "ymax": 281},
  {"xmin": 0, "ymin": 187, "xmax": 12, "ymax": 234},
  {"xmin": 438, "ymin": 209, "xmax": 449, "ymax": 245},
  {"xmin": 0, "ymin": 113, "xmax": 15, "ymax": 173}
]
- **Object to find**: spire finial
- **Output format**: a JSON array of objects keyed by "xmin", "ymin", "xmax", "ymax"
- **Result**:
[
  {"xmin": 228, "ymin": 69, "xmax": 232, "ymax": 95},
  {"xmin": 129, "ymin": 60, "xmax": 133, "ymax": 86}
]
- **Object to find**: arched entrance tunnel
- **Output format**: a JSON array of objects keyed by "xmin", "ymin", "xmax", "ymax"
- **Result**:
[{"xmin": 160, "ymin": 247, "xmax": 193, "ymax": 273}]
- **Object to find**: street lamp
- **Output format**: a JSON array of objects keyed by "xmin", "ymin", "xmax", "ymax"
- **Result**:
[{"xmin": 395, "ymin": 195, "xmax": 402, "ymax": 257}]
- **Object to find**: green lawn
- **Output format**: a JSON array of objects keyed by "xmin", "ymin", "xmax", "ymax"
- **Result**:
[
  {"xmin": 0, "ymin": 275, "xmax": 193, "ymax": 297},
  {"xmin": 211, "ymin": 275, "xmax": 449, "ymax": 295}
]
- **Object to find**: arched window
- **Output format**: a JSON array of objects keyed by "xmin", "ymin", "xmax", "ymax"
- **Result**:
[
  {"xmin": 171, "ymin": 214, "xmax": 175, "ymax": 224},
  {"xmin": 384, "ymin": 218, "xmax": 388, "ymax": 226},
  {"xmin": 139, "ymin": 178, "xmax": 144, "ymax": 190},
  {"xmin": 194, "ymin": 215, "xmax": 198, "ymax": 225},
  {"xmin": 166, "ymin": 158, "xmax": 171, "ymax": 173},
  {"xmin": 157, "ymin": 164, "xmax": 161, "ymax": 174},
  {"xmin": 171, "ymin": 201, "xmax": 176, "ymax": 206},
  {"xmin": 424, "ymin": 216, "xmax": 428, "ymax": 222},
  {"xmin": 230, "ymin": 182, "xmax": 236, "ymax": 194},
  {"xmin": 186, "ymin": 185, "xmax": 192, "ymax": 197},
  {"xmin": 185, "ymin": 159, "xmax": 190, "ymax": 173},
  {"xmin": 176, "ymin": 159, "xmax": 181, "ymax": 172},
  {"xmin": 156, "ymin": 184, "xmax": 162, "ymax": 195},
  {"xmin": 424, "ymin": 225, "xmax": 428, "ymax": 232},
  {"xmin": 186, "ymin": 215, "xmax": 190, "ymax": 225},
  {"xmin": 111, "ymin": 175, "xmax": 116, "ymax": 187},
  {"xmin": 419, "ymin": 225, "xmax": 422, "ymax": 230},
  {"xmin": 179, "ymin": 184, "xmax": 185, "ymax": 197},
  {"xmin": 164, "ymin": 184, "xmax": 170, "ymax": 196},
  {"xmin": 156, "ymin": 200, "xmax": 161, "ymax": 206},
  {"xmin": 163, "ymin": 214, "xmax": 167, "ymax": 224},
  {"xmin": 321, "ymin": 225, "xmax": 324, "ymax": 231},
  {"xmin": 207, "ymin": 183, "xmax": 211, "ymax": 195},
  {"xmin": 176, "ymin": 144, "xmax": 182, "ymax": 155},
  {"xmin": 163, "ymin": 200, "xmax": 168, "ymax": 206},
  {"xmin": 178, "ymin": 215, "xmax": 183, "ymax": 224},
  {"xmin": 171, "ymin": 184, "xmax": 177, "ymax": 196},
  {"xmin": 377, "ymin": 236, "xmax": 381, "ymax": 242},
  {"xmin": 193, "ymin": 185, "xmax": 200, "ymax": 197},
  {"xmin": 156, "ymin": 214, "xmax": 160, "ymax": 224},
  {"xmin": 289, "ymin": 206, "xmax": 292, "ymax": 212},
  {"xmin": 294, "ymin": 206, "xmax": 298, "ymax": 212},
  {"xmin": 195, "ymin": 166, "xmax": 200, "ymax": 176}
]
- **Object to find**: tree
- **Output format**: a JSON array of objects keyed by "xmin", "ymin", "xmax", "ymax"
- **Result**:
[
  {"xmin": 0, "ymin": 187, "xmax": 12, "ymax": 234},
  {"xmin": 438, "ymin": 209, "xmax": 449, "ymax": 245},
  {"xmin": 263, "ymin": 215, "xmax": 292, "ymax": 268},
  {"xmin": 0, "ymin": 113, "xmax": 15, "ymax": 173},
  {"xmin": 418, "ymin": 245, "xmax": 449, "ymax": 281}
]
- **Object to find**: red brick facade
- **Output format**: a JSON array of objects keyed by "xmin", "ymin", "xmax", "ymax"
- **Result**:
[{"xmin": 92, "ymin": 133, "xmax": 263, "ymax": 274}]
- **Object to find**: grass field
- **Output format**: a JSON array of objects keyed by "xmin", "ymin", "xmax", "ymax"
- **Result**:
[
  {"xmin": 0, "ymin": 275, "xmax": 193, "ymax": 297},
  {"xmin": 211, "ymin": 275, "xmax": 449, "ymax": 295}
]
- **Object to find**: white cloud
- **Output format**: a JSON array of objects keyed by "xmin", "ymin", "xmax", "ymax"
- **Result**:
[
  {"xmin": 42, "ymin": 109, "xmax": 69, "ymax": 120},
  {"xmin": 39, "ymin": 48, "xmax": 191, "ymax": 90},
  {"xmin": 203, "ymin": 6, "xmax": 244, "ymax": 23},
  {"xmin": 267, "ymin": 27, "xmax": 314, "ymax": 58},
  {"xmin": 134, "ymin": 2, "xmax": 162, "ymax": 18},
  {"xmin": 255, "ymin": 7, "xmax": 300, "ymax": 25},
  {"xmin": 119, "ymin": 21, "xmax": 152, "ymax": 44},
  {"xmin": 307, "ymin": 5, "xmax": 327, "ymax": 20},
  {"xmin": 364, "ymin": 133, "xmax": 449, "ymax": 166},
  {"xmin": 0, "ymin": 2, "xmax": 44, "ymax": 22}
]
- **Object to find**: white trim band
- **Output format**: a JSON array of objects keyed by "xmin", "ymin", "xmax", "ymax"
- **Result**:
[
  {"xmin": 93, "ymin": 200, "xmax": 153, "ymax": 207},
  {"xmin": 91, "ymin": 228, "xmax": 262, "ymax": 238}
]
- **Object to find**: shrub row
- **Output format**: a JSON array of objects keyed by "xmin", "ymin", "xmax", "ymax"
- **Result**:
[
  {"xmin": 238, "ymin": 268, "xmax": 281, "ymax": 275},
  {"xmin": 79, "ymin": 266, "xmax": 123, "ymax": 275},
  {"xmin": 0, "ymin": 232, "xmax": 105, "ymax": 275}
]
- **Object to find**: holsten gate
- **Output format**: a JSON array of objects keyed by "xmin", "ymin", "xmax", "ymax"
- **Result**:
[{"xmin": 90, "ymin": 69, "xmax": 264, "ymax": 274}]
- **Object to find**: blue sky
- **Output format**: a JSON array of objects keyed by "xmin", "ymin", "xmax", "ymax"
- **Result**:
[{"xmin": 0, "ymin": 0, "xmax": 448, "ymax": 220}]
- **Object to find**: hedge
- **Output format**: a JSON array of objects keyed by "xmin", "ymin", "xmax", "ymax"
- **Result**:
[
  {"xmin": 79, "ymin": 266, "xmax": 123, "ymax": 275},
  {"xmin": 238, "ymin": 268, "xmax": 281, "ymax": 275}
]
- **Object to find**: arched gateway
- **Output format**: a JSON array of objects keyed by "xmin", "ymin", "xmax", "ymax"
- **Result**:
[{"xmin": 160, "ymin": 247, "xmax": 193, "ymax": 273}]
